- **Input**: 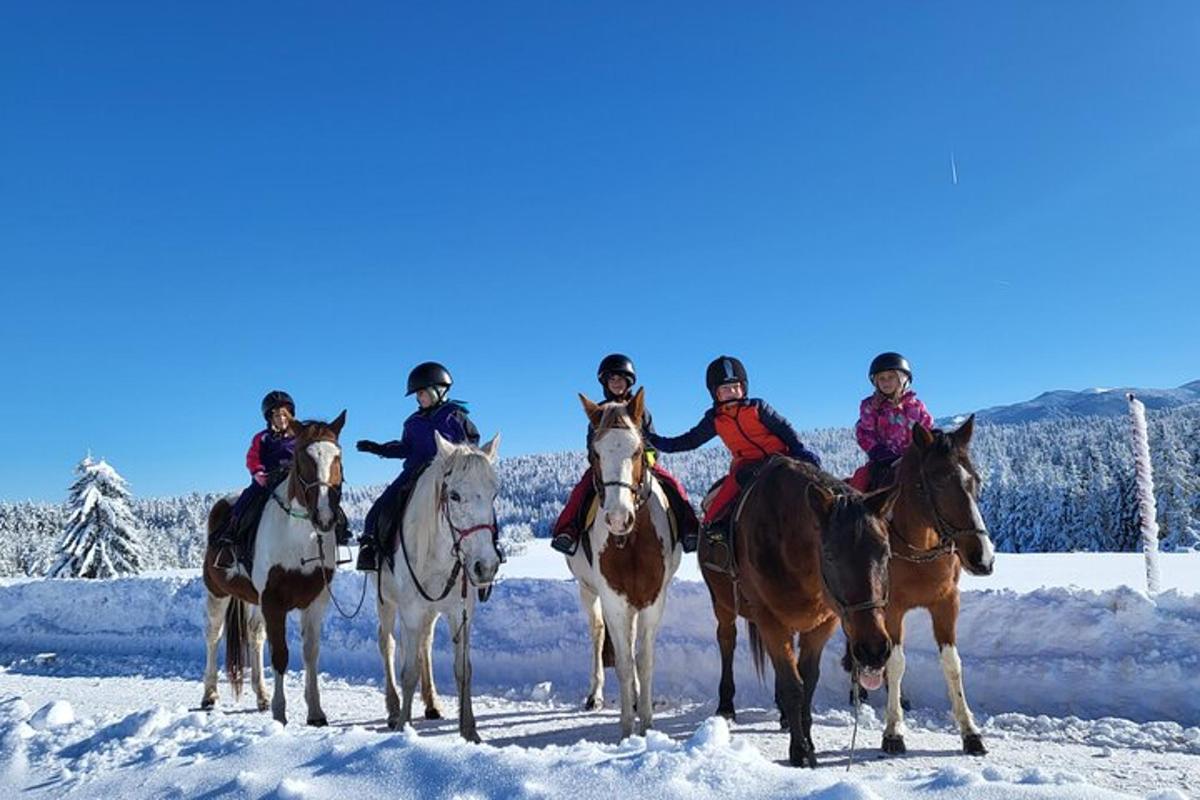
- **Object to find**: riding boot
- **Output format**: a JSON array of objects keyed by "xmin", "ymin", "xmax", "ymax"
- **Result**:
[
  {"xmin": 551, "ymin": 481, "xmax": 594, "ymax": 556},
  {"xmin": 550, "ymin": 529, "xmax": 579, "ymax": 556},
  {"xmin": 334, "ymin": 507, "xmax": 352, "ymax": 546},
  {"xmin": 356, "ymin": 536, "xmax": 379, "ymax": 572},
  {"xmin": 700, "ymin": 516, "xmax": 733, "ymax": 572}
]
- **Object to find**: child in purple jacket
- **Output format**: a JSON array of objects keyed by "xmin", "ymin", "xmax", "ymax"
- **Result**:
[{"xmin": 849, "ymin": 352, "xmax": 933, "ymax": 492}]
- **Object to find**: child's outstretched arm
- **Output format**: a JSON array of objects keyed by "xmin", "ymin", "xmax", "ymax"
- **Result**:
[
  {"xmin": 757, "ymin": 402, "xmax": 821, "ymax": 467},
  {"xmin": 647, "ymin": 409, "xmax": 716, "ymax": 453}
]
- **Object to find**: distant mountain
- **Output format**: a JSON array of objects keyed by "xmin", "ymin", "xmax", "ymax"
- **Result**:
[{"xmin": 939, "ymin": 380, "xmax": 1200, "ymax": 427}]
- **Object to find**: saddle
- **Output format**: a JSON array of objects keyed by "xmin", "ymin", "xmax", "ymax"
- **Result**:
[
  {"xmin": 226, "ymin": 470, "xmax": 351, "ymax": 572},
  {"xmin": 702, "ymin": 454, "xmax": 794, "ymax": 575}
]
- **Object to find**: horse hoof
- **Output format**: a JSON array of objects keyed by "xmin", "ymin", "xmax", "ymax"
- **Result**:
[
  {"xmin": 788, "ymin": 743, "xmax": 816, "ymax": 768},
  {"xmin": 716, "ymin": 706, "xmax": 736, "ymax": 722},
  {"xmin": 199, "ymin": 698, "xmax": 215, "ymax": 711},
  {"xmin": 963, "ymin": 734, "xmax": 987, "ymax": 756},
  {"xmin": 882, "ymin": 734, "xmax": 907, "ymax": 755},
  {"xmin": 463, "ymin": 730, "xmax": 482, "ymax": 744},
  {"xmin": 425, "ymin": 707, "xmax": 443, "ymax": 720},
  {"xmin": 307, "ymin": 716, "xmax": 328, "ymax": 728},
  {"xmin": 273, "ymin": 714, "xmax": 287, "ymax": 726},
  {"xmin": 584, "ymin": 696, "xmax": 602, "ymax": 711},
  {"xmin": 387, "ymin": 717, "xmax": 404, "ymax": 732},
  {"xmin": 257, "ymin": 698, "xmax": 270, "ymax": 712}
]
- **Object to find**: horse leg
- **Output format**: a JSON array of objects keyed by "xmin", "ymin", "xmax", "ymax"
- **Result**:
[
  {"xmin": 708, "ymin": 577, "xmax": 738, "ymax": 721},
  {"xmin": 634, "ymin": 596, "xmax": 667, "ymax": 735},
  {"xmin": 796, "ymin": 620, "xmax": 836, "ymax": 756},
  {"xmin": 882, "ymin": 609, "xmax": 908, "ymax": 754},
  {"xmin": 419, "ymin": 610, "xmax": 444, "ymax": 720},
  {"xmin": 397, "ymin": 608, "xmax": 422, "ymax": 729},
  {"xmin": 580, "ymin": 583, "xmax": 605, "ymax": 711},
  {"xmin": 931, "ymin": 593, "xmax": 986, "ymax": 755},
  {"xmin": 602, "ymin": 597, "xmax": 638, "ymax": 739},
  {"xmin": 249, "ymin": 605, "xmax": 269, "ymax": 711},
  {"xmin": 262, "ymin": 592, "xmax": 289, "ymax": 725},
  {"xmin": 377, "ymin": 592, "xmax": 403, "ymax": 730},
  {"xmin": 200, "ymin": 591, "xmax": 228, "ymax": 710},
  {"xmin": 761, "ymin": 620, "xmax": 813, "ymax": 768},
  {"xmin": 453, "ymin": 604, "xmax": 480, "ymax": 743},
  {"xmin": 300, "ymin": 590, "xmax": 330, "ymax": 726}
]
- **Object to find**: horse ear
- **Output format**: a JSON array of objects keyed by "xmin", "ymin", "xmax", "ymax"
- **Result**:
[
  {"xmin": 912, "ymin": 423, "xmax": 934, "ymax": 450},
  {"xmin": 481, "ymin": 434, "xmax": 501, "ymax": 463},
  {"xmin": 330, "ymin": 410, "xmax": 347, "ymax": 436},
  {"xmin": 806, "ymin": 484, "xmax": 836, "ymax": 520},
  {"xmin": 433, "ymin": 430, "xmax": 456, "ymax": 460},
  {"xmin": 863, "ymin": 484, "xmax": 900, "ymax": 519},
  {"xmin": 579, "ymin": 394, "xmax": 603, "ymax": 427},
  {"xmin": 628, "ymin": 387, "xmax": 645, "ymax": 425},
  {"xmin": 951, "ymin": 414, "xmax": 975, "ymax": 449}
]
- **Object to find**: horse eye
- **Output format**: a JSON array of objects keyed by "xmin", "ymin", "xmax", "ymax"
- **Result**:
[{"xmin": 450, "ymin": 491, "xmax": 462, "ymax": 502}]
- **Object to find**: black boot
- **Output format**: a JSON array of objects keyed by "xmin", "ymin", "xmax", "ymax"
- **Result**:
[
  {"xmin": 700, "ymin": 517, "xmax": 733, "ymax": 572},
  {"xmin": 356, "ymin": 537, "xmax": 379, "ymax": 571},
  {"xmin": 334, "ymin": 508, "xmax": 352, "ymax": 546},
  {"xmin": 681, "ymin": 528, "xmax": 699, "ymax": 553},
  {"xmin": 551, "ymin": 530, "xmax": 579, "ymax": 556}
]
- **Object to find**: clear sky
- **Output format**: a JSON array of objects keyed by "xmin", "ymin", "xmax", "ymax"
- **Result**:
[{"xmin": 2, "ymin": 3, "xmax": 1197, "ymax": 501}]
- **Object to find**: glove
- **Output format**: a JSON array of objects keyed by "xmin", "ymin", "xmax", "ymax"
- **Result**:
[
  {"xmin": 356, "ymin": 440, "xmax": 380, "ymax": 454},
  {"xmin": 253, "ymin": 471, "xmax": 268, "ymax": 487},
  {"xmin": 867, "ymin": 445, "xmax": 898, "ymax": 463}
]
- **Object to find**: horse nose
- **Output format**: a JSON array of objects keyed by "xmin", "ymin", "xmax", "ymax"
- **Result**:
[
  {"xmin": 473, "ymin": 559, "xmax": 497, "ymax": 585},
  {"xmin": 605, "ymin": 510, "xmax": 633, "ymax": 533},
  {"xmin": 853, "ymin": 638, "xmax": 891, "ymax": 671}
]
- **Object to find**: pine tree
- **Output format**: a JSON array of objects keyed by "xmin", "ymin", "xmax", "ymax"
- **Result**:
[{"xmin": 49, "ymin": 456, "xmax": 144, "ymax": 579}]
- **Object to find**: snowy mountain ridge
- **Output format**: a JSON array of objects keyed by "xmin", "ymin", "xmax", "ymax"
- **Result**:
[{"xmin": 938, "ymin": 379, "xmax": 1200, "ymax": 427}]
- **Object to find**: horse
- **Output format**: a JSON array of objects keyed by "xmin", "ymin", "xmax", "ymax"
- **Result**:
[
  {"xmin": 201, "ymin": 411, "xmax": 347, "ymax": 726},
  {"xmin": 375, "ymin": 431, "xmax": 503, "ymax": 743},
  {"xmin": 700, "ymin": 457, "xmax": 896, "ymax": 768},
  {"xmin": 565, "ymin": 389, "xmax": 681, "ymax": 740},
  {"xmin": 863, "ymin": 416, "xmax": 996, "ymax": 756}
]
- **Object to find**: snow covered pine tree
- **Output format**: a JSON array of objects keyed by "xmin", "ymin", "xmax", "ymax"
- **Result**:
[{"xmin": 49, "ymin": 456, "xmax": 144, "ymax": 579}]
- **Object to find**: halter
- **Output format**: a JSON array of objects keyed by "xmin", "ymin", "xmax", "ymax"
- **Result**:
[{"xmin": 819, "ymin": 527, "xmax": 890, "ymax": 617}]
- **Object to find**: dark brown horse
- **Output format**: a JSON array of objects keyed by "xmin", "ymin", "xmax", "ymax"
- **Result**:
[
  {"xmin": 701, "ymin": 459, "xmax": 896, "ymax": 767},
  {"xmin": 201, "ymin": 412, "xmax": 347, "ymax": 726},
  {"xmin": 868, "ymin": 416, "xmax": 995, "ymax": 756}
]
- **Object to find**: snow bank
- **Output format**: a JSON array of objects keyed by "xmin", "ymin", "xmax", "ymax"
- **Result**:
[{"xmin": 2, "ymin": 567, "xmax": 1198, "ymax": 727}]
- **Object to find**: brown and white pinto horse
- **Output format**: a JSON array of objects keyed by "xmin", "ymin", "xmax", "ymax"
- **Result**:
[
  {"xmin": 870, "ymin": 416, "xmax": 995, "ymax": 756},
  {"xmin": 201, "ymin": 412, "xmax": 347, "ymax": 726},
  {"xmin": 566, "ymin": 389, "xmax": 681, "ymax": 739},
  {"xmin": 701, "ymin": 459, "xmax": 896, "ymax": 767}
]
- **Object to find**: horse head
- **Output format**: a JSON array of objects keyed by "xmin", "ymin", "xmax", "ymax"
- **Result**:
[
  {"xmin": 287, "ymin": 410, "xmax": 347, "ymax": 533},
  {"xmin": 901, "ymin": 415, "xmax": 995, "ymax": 576},
  {"xmin": 433, "ymin": 431, "xmax": 503, "ymax": 587},
  {"xmin": 580, "ymin": 388, "xmax": 647, "ymax": 538},
  {"xmin": 807, "ymin": 482, "xmax": 895, "ymax": 686}
]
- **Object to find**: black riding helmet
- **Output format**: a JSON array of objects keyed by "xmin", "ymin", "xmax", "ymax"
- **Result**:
[
  {"xmin": 868, "ymin": 352, "xmax": 912, "ymax": 382},
  {"xmin": 261, "ymin": 390, "xmax": 295, "ymax": 421},
  {"xmin": 407, "ymin": 361, "xmax": 453, "ymax": 396},
  {"xmin": 705, "ymin": 355, "xmax": 748, "ymax": 401},
  {"xmin": 597, "ymin": 353, "xmax": 636, "ymax": 396}
]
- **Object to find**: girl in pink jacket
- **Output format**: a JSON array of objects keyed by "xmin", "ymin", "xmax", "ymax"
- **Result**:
[{"xmin": 848, "ymin": 352, "xmax": 933, "ymax": 492}]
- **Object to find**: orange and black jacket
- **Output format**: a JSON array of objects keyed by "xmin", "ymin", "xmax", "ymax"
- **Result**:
[{"xmin": 647, "ymin": 399, "xmax": 821, "ymax": 468}]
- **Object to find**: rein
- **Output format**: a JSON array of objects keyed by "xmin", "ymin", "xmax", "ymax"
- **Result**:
[{"xmin": 889, "ymin": 454, "xmax": 985, "ymax": 564}]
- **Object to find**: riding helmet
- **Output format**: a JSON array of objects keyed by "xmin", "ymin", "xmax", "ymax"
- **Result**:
[
  {"xmin": 407, "ymin": 361, "xmax": 454, "ymax": 396},
  {"xmin": 597, "ymin": 353, "xmax": 637, "ymax": 388},
  {"xmin": 705, "ymin": 355, "xmax": 748, "ymax": 399},
  {"xmin": 868, "ymin": 352, "xmax": 912, "ymax": 382},
  {"xmin": 261, "ymin": 390, "xmax": 295, "ymax": 421}
]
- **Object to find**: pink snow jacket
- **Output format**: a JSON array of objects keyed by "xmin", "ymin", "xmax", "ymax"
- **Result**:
[{"xmin": 855, "ymin": 390, "xmax": 934, "ymax": 462}]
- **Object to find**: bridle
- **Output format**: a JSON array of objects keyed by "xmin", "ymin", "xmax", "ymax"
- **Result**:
[
  {"xmin": 588, "ymin": 419, "xmax": 653, "ymax": 546},
  {"xmin": 891, "ymin": 450, "xmax": 987, "ymax": 564},
  {"xmin": 399, "ymin": 462, "xmax": 499, "ymax": 604},
  {"xmin": 272, "ymin": 439, "xmax": 343, "ymax": 531},
  {"xmin": 820, "ymin": 503, "xmax": 890, "ymax": 617}
]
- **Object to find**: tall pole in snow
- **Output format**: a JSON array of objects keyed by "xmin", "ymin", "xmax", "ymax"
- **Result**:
[{"xmin": 1127, "ymin": 393, "xmax": 1161, "ymax": 595}]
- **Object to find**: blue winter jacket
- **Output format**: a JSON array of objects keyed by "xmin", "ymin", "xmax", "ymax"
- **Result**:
[{"xmin": 375, "ymin": 401, "xmax": 481, "ymax": 482}]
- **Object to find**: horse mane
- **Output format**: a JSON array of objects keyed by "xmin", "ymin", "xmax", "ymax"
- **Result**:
[{"xmin": 595, "ymin": 402, "xmax": 637, "ymax": 433}]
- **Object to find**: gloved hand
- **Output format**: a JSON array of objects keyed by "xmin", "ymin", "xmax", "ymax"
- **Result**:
[
  {"xmin": 867, "ymin": 445, "xmax": 899, "ymax": 463},
  {"xmin": 356, "ymin": 440, "xmax": 381, "ymax": 455},
  {"xmin": 253, "ymin": 471, "xmax": 268, "ymax": 487}
]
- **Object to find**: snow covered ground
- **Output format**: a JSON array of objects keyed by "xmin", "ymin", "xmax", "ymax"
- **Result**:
[{"xmin": 2, "ymin": 545, "xmax": 1198, "ymax": 798}]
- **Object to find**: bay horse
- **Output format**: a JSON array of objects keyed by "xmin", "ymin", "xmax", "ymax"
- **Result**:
[
  {"xmin": 702, "ymin": 458, "xmax": 896, "ymax": 767},
  {"xmin": 866, "ymin": 416, "xmax": 995, "ymax": 756},
  {"xmin": 201, "ymin": 411, "xmax": 347, "ymax": 726},
  {"xmin": 375, "ymin": 431, "xmax": 502, "ymax": 742},
  {"xmin": 565, "ymin": 389, "xmax": 681, "ymax": 739}
]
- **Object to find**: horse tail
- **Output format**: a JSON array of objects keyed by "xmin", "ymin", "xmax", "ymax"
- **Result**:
[
  {"xmin": 747, "ymin": 621, "xmax": 767, "ymax": 682},
  {"xmin": 224, "ymin": 598, "xmax": 250, "ymax": 700},
  {"xmin": 602, "ymin": 628, "xmax": 615, "ymax": 669}
]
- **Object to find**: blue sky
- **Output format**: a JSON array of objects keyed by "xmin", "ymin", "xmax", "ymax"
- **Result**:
[{"xmin": 2, "ymin": 3, "xmax": 1197, "ymax": 501}]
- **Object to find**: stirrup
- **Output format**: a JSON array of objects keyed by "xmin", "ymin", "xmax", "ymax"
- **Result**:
[
  {"xmin": 355, "ymin": 544, "xmax": 378, "ymax": 572},
  {"xmin": 212, "ymin": 546, "xmax": 237, "ymax": 569},
  {"xmin": 681, "ymin": 531, "xmax": 699, "ymax": 553}
]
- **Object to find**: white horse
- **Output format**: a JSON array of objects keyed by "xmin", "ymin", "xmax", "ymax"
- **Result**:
[
  {"xmin": 566, "ymin": 389, "xmax": 681, "ymax": 739},
  {"xmin": 375, "ymin": 431, "xmax": 503, "ymax": 742},
  {"xmin": 202, "ymin": 411, "xmax": 347, "ymax": 727}
]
